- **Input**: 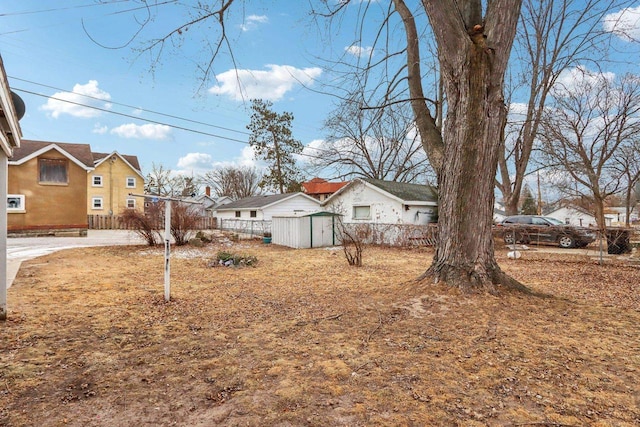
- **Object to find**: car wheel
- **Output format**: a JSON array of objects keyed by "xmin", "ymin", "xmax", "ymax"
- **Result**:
[
  {"xmin": 503, "ymin": 231, "xmax": 516, "ymax": 245},
  {"xmin": 558, "ymin": 235, "xmax": 575, "ymax": 248}
]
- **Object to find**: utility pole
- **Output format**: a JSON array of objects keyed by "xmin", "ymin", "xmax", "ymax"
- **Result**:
[{"xmin": 537, "ymin": 171, "xmax": 543, "ymax": 215}]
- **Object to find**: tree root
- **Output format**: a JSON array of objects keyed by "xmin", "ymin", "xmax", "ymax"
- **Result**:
[{"xmin": 416, "ymin": 261, "xmax": 532, "ymax": 295}]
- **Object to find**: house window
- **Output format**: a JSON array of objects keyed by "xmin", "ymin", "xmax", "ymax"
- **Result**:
[
  {"xmin": 250, "ymin": 210, "xmax": 257, "ymax": 218},
  {"xmin": 92, "ymin": 197, "xmax": 104, "ymax": 210},
  {"xmin": 126, "ymin": 198, "xmax": 136, "ymax": 209},
  {"xmin": 39, "ymin": 158, "xmax": 68, "ymax": 184},
  {"xmin": 92, "ymin": 175, "xmax": 103, "ymax": 187},
  {"xmin": 235, "ymin": 211, "xmax": 241, "ymax": 218},
  {"xmin": 126, "ymin": 177, "xmax": 136, "ymax": 188},
  {"xmin": 7, "ymin": 194, "xmax": 25, "ymax": 213},
  {"xmin": 353, "ymin": 205, "xmax": 371, "ymax": 220}
]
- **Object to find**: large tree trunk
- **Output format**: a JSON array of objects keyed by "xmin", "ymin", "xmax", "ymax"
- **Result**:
[{"xmin": 396, "ymin": 0, "xmax": 527, "ymax": 292}]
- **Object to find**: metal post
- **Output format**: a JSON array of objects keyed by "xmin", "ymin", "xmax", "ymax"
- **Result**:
[{"xmin": 164, "ymin": 200, "xmax": 171, "ymax": 301}]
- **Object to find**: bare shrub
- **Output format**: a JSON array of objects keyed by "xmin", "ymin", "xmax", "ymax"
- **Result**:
[
  {"xmin": 121, "ymin": 208, "xmax": 160, "ymax": 246},
  {"xmin": 337, "ymin": 222, "xmax": 372, "ymax": 267},
  {"xmin": 170, "ymin": 202, "xmax": 201, "ymax": 246}
]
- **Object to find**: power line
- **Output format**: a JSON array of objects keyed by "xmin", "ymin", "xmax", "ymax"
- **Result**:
[
  {"xmin": 11, "ymin": 87, "xmax": 331, "ymax": 162},
  {"xmin": 14, "ymin": 87, "xmax": 251, "ymax": 144},
  {"xmin": 0, "ymin": 0, "xmax": 132, "ymax": 17},
  {"xmin": 10, "ymin": 76, "xmax": 251, "ymax": 136}
]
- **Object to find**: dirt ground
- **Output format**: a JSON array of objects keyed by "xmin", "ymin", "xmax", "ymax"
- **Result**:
[{"xmin": 1, "ymin": 235, "xmax": 639, "ymax": 426}]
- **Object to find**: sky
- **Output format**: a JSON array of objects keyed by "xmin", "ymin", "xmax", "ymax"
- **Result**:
[
  {"xmin": 0, "ymin": 0, "xmax": 373, "ymax": 180},
  {"xmin": 2, "ymin": 1, "xmax": 640, "ymax": 194}
]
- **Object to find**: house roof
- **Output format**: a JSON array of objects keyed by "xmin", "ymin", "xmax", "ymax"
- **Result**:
[
  {"xmin": 217, "ymin": 192, "xmax": 319, "ymax": 210},
  {"xmin": 9, "ymin": 139, "xmax": 95, "ymax": 169},
  {"xmin": 302, "ymin": 177, "xmax": 349, "ymax": 195},
  {"xmin": 362, "ymin": 178, "xmax": 438, "ymax": 202},
  {"xmin": 93, "ymin": 151, "xmax": 142, "ymax": 173}
]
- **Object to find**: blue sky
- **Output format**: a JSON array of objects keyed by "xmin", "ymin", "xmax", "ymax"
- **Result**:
[
  {"xmin": 2, "ymin": 1, "xmax": 640, "ymax": 190},
  {"xmin": 0, "ymin": 0, "xmax": 374, "ymax": 178}
]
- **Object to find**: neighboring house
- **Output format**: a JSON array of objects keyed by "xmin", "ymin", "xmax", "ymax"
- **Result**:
[
  {"xmin": 2, "ymin": 55, "xmax": 24, "ymax": 319},
  {"xmin": 8, "ymin": 140, "xmax": 94, "ymax": 236},
  {"xmin": 88, "ymin": 151, "xmax": 144, "ymax": 215},
  {"xmin": 605, "ymin": 206, "xmax": 638, "ymax": 226},
  {"xmin": 181, "ymin": 186, "xmax": 233, "ymax": 217},
  {"xmin": 543, "ymin": 204, "xmax": 611, "ymax": 228},
  {"xmin": 322, "ymin": 178, "xmax": 438, "ymax": 225},
  {"xmin": 302, "ymin": 177, "xmax": 349, "ymax": 202},
  {"xmin": 215, "ymin": 192, "xmax": 321, "ymax": 221}
]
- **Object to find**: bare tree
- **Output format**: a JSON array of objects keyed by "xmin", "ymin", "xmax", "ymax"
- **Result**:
[
  {"xmin": 144, "ymin": 163, "xmax": 186, "ymax": 197},
  {"xmin": 200, "ymin": 165, "xmax": 262, "ymax": 200},
  {"xmin": 315, "ymin": 93, "xmax": 435, "ymax": 183},
  {"xmin": 612, "ymin": 139, "xmax": 640, "ymax": 226},
  {"xmin": 538, "ymin": 71, "xmax": 640, "ymax": 231}
]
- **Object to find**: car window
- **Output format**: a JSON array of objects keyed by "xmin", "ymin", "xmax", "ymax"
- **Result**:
[
  {"xmin": 517, "ymin": 217, "xmax": 531, "ymax": 224},
  {"xmin": 545, "ymin": 217, "xmax": 565, "ymax": 225},
  {"xmin": 532, "ymin": 217, "xmax": 550, "ymax": 226}
]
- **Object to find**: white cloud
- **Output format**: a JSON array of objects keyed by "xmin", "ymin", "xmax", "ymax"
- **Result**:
[
  {"xmin": 553, "ymin": 66, "xmax": 615, "ymax": 96},
  {"xmin": 212, "ymin": 146, "xmax": 258, "ymax": 168},
  {"xmin": 345, "ymin": 44, "xmax": 374, "ymax": 58},
  {"xmin": 240, "ymin": 14, "xmax": 268, "ymax": 31},
  {"xmin": 92, "ymin": 123, "xmax": 108, "ymax": 134},
  {"xmin": 41, "ymin": 80, "xmax": 112, "ymax": 118},
  {"xmin": 603, "ymin": 6, "xmax": 640, "ymax": 42},
  {"xmin": 110, "ymin": 123, "xmax": 172, "ymax": 140},
  {"xmin": 177, "ymin": 152, "xmax": 213, "ymax": 170},
  {"xmin": 208, "ymin": 64, "xmax": 322, "ymax": 101}
]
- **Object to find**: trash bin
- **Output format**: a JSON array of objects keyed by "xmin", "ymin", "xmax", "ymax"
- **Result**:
[{"xmin": 606, "ymin": 228, "xmax": 631, "ymax": 254}]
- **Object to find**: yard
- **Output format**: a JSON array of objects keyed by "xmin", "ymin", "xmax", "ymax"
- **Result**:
[{"xmin": 1, "ymin": 235, "xmax": 639, "ymax": 426}]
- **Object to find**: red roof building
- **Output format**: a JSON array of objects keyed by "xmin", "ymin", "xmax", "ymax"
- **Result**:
[{"xmin": 301, "ymin": 177, "xmax": 349, "ymax": 202}]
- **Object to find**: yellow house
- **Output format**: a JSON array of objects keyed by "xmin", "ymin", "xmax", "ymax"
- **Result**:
[
  {"xmin": 8, "ymin": 140, "xmax": 93, "ymax": 236},
  {"xmin": 88, "ymin": 151, "xmax": 144, "ymax": 215}
]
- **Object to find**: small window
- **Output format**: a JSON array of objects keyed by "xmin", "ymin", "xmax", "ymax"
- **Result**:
[
  {"xmin": 7, "ymin": 194, "xmax": 25, "ymax": 212},
  {"xmin": 353, "ymin": 205, "xmax": 371, "ymax": 220},
  {"xmin": 250, "ymin": 210, "xmax": 257, "ymax": 218},
  {"xmin": 92, "ymin": 197, "xmax": 103, "ymax": 210},
  {"xmin": 126, "ymin": 177, "xmax": 136, "ymax": 188},
  {"xmin": 39, "ymin": 158, "xmax": 68, "ymax": 184},
  {"xmin": 235, "ymin": 211, "xmax": 241, "ymax": 218},
  {"xmin": 126, "ymin": 198, "xmax": 136, "ymax": 209},
  {"xmin": 92, "ymin": 175, "xmax": 103, "ymax": 187}
]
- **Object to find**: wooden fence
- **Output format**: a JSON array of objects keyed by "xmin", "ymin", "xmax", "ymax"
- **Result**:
[{"xmin": 87, "ymin": 215, "xmax": 217, "ymax": 230}]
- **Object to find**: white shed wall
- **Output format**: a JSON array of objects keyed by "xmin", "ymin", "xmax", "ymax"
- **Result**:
[{"xmin": 272, "ymin": 215, "xmax": 339, "ymax": 249}]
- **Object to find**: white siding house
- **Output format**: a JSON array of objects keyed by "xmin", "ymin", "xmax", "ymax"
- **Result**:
[
  {"xmin": 544, "ymin": 205, "xmax": 610, "ymax": 227},
  {"xmin": 322, "ymin": 178, "xmax": 438, "ymax": 224},
  {"xmin": 215, "ymin": 192, "xmax": 321, "ymax": 221}
]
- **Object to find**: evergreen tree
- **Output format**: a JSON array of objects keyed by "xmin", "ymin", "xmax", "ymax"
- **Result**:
[
  {"xmin": 520, "ymin": 186, "xmax": 537, "ymax": 215},
  {"xmin": 247, "ymin": 99, "xmax": 303, "ymax": 194}
]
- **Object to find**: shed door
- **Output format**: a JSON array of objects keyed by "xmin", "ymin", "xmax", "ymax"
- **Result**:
[{"xmin": 310, "ymin": 216, "xmax": 335, "ymax": 248}]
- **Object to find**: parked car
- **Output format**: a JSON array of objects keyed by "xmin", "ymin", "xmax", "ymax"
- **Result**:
[{"xmin": 497, "ymin": 215, "xmax": 597, "ymax": 248}]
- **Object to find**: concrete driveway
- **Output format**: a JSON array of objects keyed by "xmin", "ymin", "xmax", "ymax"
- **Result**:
[{"xmin": 6, "ymin": 230, "xmax": 148, "ymax": 288}]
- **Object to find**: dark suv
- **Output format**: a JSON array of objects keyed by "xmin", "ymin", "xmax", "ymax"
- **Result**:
[{"xmin": 497, "ymin": 215, "xmax": 596, "ymax": 248}]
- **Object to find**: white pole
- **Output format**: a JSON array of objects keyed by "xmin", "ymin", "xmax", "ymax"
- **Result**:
[
  {"xmin": 164, "ymin": 200, "xmax": 171, "ymax": 301},
  {"xmin": 1, "ymin": 154, "xmax": 8, "ymax": 320}
]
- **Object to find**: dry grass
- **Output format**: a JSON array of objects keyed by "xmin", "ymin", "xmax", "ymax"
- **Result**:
[{"xmin": 1, "ymin": 237, "xmax": 639, "ymax": 426}]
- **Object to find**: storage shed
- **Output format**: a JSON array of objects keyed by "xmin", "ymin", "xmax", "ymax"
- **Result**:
[{"xmin": 272, "ymin": 211, "xmax": 341, "ymax": 249}]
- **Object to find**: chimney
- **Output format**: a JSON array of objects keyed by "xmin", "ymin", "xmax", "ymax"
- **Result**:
[{"xmin": 205, "ymin": 186, "xmax": 211, "ymax": 197}]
